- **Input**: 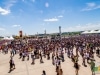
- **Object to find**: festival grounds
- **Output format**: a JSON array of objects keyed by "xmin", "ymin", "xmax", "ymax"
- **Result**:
[{"xmin": 0, "ymin": 50, "xmax": 100, "ymax": 75}]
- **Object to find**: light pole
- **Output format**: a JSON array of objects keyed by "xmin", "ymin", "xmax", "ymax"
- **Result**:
[
  {"xmin": 59, "ymin": 26, "xmax": 62, "ymax": 39},
  {"xmin": 44, "ymin": 29, "xmax": 47, "ymax": 38}
]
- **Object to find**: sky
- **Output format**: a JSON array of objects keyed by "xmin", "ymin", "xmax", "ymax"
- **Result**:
[{"xmin": 0, "ymin": 0, "xmax": 100, "ymax": 36}]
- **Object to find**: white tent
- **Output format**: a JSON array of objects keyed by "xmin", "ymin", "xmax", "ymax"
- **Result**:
[
  {"xmin": 81, "ymin": 30, "xmax": 100, "ymax": 34},
  {"xmin": 89, "ymin": 30, "xmax": 97, "ymax": 34},
  {"xmin": 96, "ymin": 30, "xmax": 100, "ymax": 33},
  {"xmin": 9, "ymin": 36, "xmax": 14, "ymax": 40},
  {"xmin": 3, "ymin": 36, "xmax": 14, "ymax": 40},
  {"xmin": 81, "ymin": 31, "xmax": 90, "ymax": 34},
  {"xmin": 3, "ymin": 37, "xmax": 9, "ymax": 40}
]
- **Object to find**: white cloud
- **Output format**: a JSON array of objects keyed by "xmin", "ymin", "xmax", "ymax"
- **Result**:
[
  {"xmin": 63, "ymin": 23, "xmax": 100, "ymax": 32},
  {"xmin": 44, "ymin": 18, "xmax": 59, "ymax": 22},
  {"xmin": 12, "ymin": 25, "xmax": 21, "ymax": 27},
  {"xmin": 45, "ymin": 2, "xmax": 49, "ymax": 8},
  {"xmin": 82, "ymin": 2, "xmax": 100, "ymax": 11},
  {"xmin": 0, "ymin": 7, "xmax": 10, "ymax": 15},
  {"xmin": 58, "ymin": 15, "xmax": 63, "ymax": 18},
  {"xmin": 0, "ymin": 0, "xmax": 17, "ymax": 15},
  {"xmin": 44, "ymin": 15, "xmax": 63, "ymax": 22}
]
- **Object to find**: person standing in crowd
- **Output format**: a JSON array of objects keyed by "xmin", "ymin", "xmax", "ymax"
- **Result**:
[
  {"xmin": 31, "ymin": 53, "xmax": 35, "ymax": 65},
  {"xmin": 61, "ymin": 50, "xmax": 64, "ymax": 62},
  {"xmin": 26, "ymin": 51, "xmax": 29, "ymax": 61},
  {"xmin": 31, "ymin": 51, "xmax": 35, "ymax": 65},
  {"xmin": 10, "ymin": 48, "xmax": 15, "ymax": 57},
  {"xmin": 86, "ymin": 51, "xmax": 90, "ymax": 64},
  {"xmin": 96, "ymin": 47, "xmax": 100, "ymax": 57},
  {"xmin": 40, "ymin": 50, "xmax": 44, "ymax": 63},
  {"xmin": 82, "ymin": 51, "xmax": 87, "ymax": 67},
  {"xmin": 22, "ymin": 51, "xmax": 25, "ymax": 61},
  {"xmin": 52, "ymin": 52, "xmax": 55, "ymax": 65},
  {"xmin": 19, "ymin": 50, "xmax": 22, "ymax": 59},
  {"xmin": 42, "ymin": 70, "xmax": 46, "ymax": 75},
  {"xmin": 4, "ymin": 47, "xmax": 8, "ymax": 54},
  {"xmin": 9, "ymin": 57, "xmax": 15, "ymax": 72},
  {"xmin": 90, "ymin": 60, "xmax": 95, "ymax": 75},
  {"xmin": 47, "ymin": 51, "xmax": 50, "ymax": 60},
  {"xmin": 74, "ymin": 62, "xmax": 80, "ymax": 75},
  {"xmin": 59, "ymin": 69, "xmax": 63, "ymax": 75}
]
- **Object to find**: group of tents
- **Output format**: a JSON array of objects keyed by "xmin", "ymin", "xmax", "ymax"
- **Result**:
[
  {"xmin": 1, "ymin": 30, "xmax": 100, "ymax": 40},
  {"xmin": 2, "ymin": 36, "xmax": 14, "ymax": 40},
  {"xmin": 81, "ymin": 30, "xmax": 100, "ymax": 34}
]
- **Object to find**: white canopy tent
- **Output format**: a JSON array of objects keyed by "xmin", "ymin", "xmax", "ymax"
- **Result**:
[
  {"xmin": 81, "ymin": 31, "xmax": 90, "ymax": 34},
  {"xmin": 9, "ymin": 36, "xmax": 14, "ymax": 40},
  {"xmin": 96, "ymin": 30, "xmax": 100, "ymax": 33},
  {"xmin": 3, "ymin": 36, "xmax": 14, "ymax": 40},
  {"xmin": 89, "ymin": 30, "xmax": 97, "ymax": 34},
  {"xmin": 81, "ymin": 30, "xmax": 100, "ymax": 34}
]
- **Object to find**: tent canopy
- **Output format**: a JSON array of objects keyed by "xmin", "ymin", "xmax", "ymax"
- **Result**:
[
  {"xmin": 3, "ymin": 36, "xmax": 14, "ymax": 40},
  {"xmin": 81, "ymin": 30, "xmax": 100, "ymax": 34}
]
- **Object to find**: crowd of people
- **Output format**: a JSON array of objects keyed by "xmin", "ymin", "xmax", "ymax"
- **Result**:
[{"xmin": 0, "ymin": 34, "xmax": 100, "ymax": 75}]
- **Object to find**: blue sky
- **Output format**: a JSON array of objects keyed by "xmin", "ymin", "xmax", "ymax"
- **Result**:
[{"xmin": 0, "ymin": 0, "xmax": 100, "ymax": 36}]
